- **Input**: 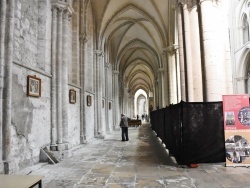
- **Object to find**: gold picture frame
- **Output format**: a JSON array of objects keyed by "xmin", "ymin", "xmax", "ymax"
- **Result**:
[
  {"xmin": 69, "ymin": 89, "xmax": 76, "ymax": 104},
  {"xmin": 87, "ymin": 95, "xmax": 91, "ymax": 106},
  {"xmin": 27, "ymin": 75, "xmax": 41, "ymax": 97}
]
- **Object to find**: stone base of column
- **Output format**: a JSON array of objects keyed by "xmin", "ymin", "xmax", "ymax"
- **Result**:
[
  {"xmin": 57, "ymin": 143, "xmax": 70, "ymax": 151},
  {"xmin": 3, "ymin": 160, "xmax": 16, "ymax": 174},
  {"xmin": 80, "ymin": 135, "xmax": 87, "ymax": 144},
  {"xmin": 114, "ymin": 125, "xmax": 120, "ymax": 131},
  {"xmin": 50, "ymin": 144, "xmax": 58, "ymax": 151},
  {"xmin": 95, "ymin": 132, "xmax": 105, "ymax": 139},
  {"xmin": 0, "ymin": 161, "xmax": 4, "ymax": 174}
]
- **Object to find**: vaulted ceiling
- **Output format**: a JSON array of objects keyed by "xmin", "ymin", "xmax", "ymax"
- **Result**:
[{"xmin": 92, "ymin": 0, "xmax": 171, "ymax": 95}]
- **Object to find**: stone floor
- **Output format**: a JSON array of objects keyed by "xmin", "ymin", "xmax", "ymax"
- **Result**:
[{"xmin": 18, "ymin": 123, "xmax": 250, "ymax": 188}]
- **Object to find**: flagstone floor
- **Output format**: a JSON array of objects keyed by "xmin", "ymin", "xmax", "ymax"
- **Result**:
[{"xmin": 18, "ymin": 123, "xmax": 250, "ymax": 188}]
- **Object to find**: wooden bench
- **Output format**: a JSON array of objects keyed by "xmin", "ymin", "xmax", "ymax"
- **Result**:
[
  {"xmin": 128, "ymin": 120, "xmax": 142, "ymax": 127},
  {"xmin": 0, "ymin": 175, "xmax": 43, "ymax": 188}
]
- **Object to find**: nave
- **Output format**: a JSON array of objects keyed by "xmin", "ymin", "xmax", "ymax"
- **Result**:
[{"xmin": 17, "ymin": 123, "xmax": 250, "ymax": 188}]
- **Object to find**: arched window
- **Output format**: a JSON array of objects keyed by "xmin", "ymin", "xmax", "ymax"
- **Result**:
[{"xmin": 243, "ymin": 14, "xmax": 249, "ymax": 44}]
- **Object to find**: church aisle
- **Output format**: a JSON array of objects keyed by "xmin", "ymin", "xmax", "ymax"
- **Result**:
[{"xmin": 18, "ymin": 123, "xmax": 250, "ymax": 188}]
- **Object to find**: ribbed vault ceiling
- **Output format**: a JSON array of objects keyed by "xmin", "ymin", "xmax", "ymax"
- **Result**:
[{"xmin": 92, "ymin": 0, "xmax": 169, "ymax": 95}]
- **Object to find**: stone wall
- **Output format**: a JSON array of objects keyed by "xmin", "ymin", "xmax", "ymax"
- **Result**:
[
  {"xmin": 85, "ymin": 93, "xmax": 95, "ymax": 141},
  {"xmin": 11, "ymin": 0, "xmax": 52, "ymax": 172},
  {"xmin": 68, "ymin": 86, "xmax": 80, "ymax": 147}
]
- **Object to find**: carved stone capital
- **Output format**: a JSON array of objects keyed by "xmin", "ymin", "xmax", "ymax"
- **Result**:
[
  {"xmin": 79, "ymin": 33, "xmax": 88, "ymax": 43},
  {"xmin": 94, "ymin": 50, "xmax": 104, "ymax": 57},
  {"xmin": 113, "ymin": 70, "xmax": 119, "ymax": 75},
  {"xmin": 158, "ymin": 67, "xmax": 165, "ymax": 73}
]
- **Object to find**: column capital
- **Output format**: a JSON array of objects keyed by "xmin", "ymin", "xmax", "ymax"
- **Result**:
[
  {"xmin": 163, "ymin": 45, "xmax": 178, "ymax": 55},
  {"xmin": 113, "ymin": 70, "xmax": 119, "ymax": 75},
  {"xmin": 105, "ymin": 62, "xmax": 111, "ymax": 68},
  {"xmin": 94, "ymin": 50, "xmax": 104, "ymax": 57},
  {"xmin": 79, "ymin": 33, "xmax": 88, "ymax": 43},
  {"xmin": 158, "ymin": 67, "xmax": 165, "ymax": 73}
]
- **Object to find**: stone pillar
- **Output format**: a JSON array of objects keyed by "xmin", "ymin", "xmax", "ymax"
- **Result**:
[
  {"xmin": 123, "ymin": 87, "xmax": 129, "ymax": 115},
  {"xmin": 200, "ymin": 0, "xmax": 233, "ymax": 101},
  {"xmin": 79, "ymin": 33, "xmax": 87, "ymax": 143},
  {"xmin": 189, "ymin": 1, "xmax": 203, "ymax": 102},
  {"xmin": 62, "ymin": 11, "xmax": 71, "ymax": 144},
  {"xmin": 167, "ymin": 45, "xmax": 179, "ymax": 104},
  {"xmin": 154, "ymin": 80, "xmax": 159, "ymax": 108},
  {"xmin": 51, "ymin": 7, "xmax": 57, "ymax": 149},
  {"xmin": 50, "ymin": 1, "xmax": 73, "ymax": 150},
  {"xmin": 0, "ymin": 0, "xmax": 6, "ymax": 172},
  {"xmin": 183, "ymin": 3, "xmax": 194, "ymax": 102},
  {"xmin": 131, "ymin": 96, "xmax": 135, "ymax": 118},
  {"xmin": 56, "ymin": 8, "xmax": 63, "ymax": 144},
  {"xmin": 1, "ymin": 0, "xmax": 15, "ymax": 174},
  {"xmin": 158, "ymin": 68, "xmax": 164, "ymax": 108},
  {"xmin": 161, "ymin": 53, "xmax": 169, "ymax": 107},
  {"xmin": 177, "ymin": 4, "xmax": 187, "ymax": 101},
  {"xmin": 112, "ymin": 70, "xmax": 120, "ymax": 129},
  {"xmin": 94, "ymin": 50, "xmax": 104, "ymax": 138},
  {"xmin": 104, "ymin": 62, "xmax": 110, "ymax": 132}
]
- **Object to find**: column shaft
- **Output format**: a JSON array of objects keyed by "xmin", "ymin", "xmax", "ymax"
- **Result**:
[
  {"xmin": 190, "ymin": 3, "xmax": 203, "ymax": 101},
  {"xmin": 62, "ymin": 11, "xmax": 69, "ymax": 143},
  {"xmin": 200, "ymin": 0, "xmax": 233, "ymax": 101},
  {"xmin": 177, "ymin": 5, "xmax": 187, "ymax": 101},
  {"xmin": 57, "ymin": 9, "xmax": 63, "ymax": 144},
  {"xmin": 183, "ymin": 4, "xmax": 194, "ymax": 101},
  {"xmin": 51, "ymin": 7, "xmax": 57, "ymax": 147},
  {"xmin": 113, "ymin": 71, "xmax": 120, "ymax": 129},
  {"xmin": 0, "ymin": 0, "xmax": 6, "ymax": 166},
  {"xmin": 2, "ymin": 0, "xmax": 15, "ymax": 173}
]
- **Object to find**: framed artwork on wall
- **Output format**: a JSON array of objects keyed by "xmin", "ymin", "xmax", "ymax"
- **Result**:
[
  {"xmin": 87, "ymin": 95, "xmax": 91, "ymax": 106},
  {"xmin": 109, "ymin": 102, "xmax": 112, "ymax": 110},
  {"xmin": 27, "ymin": 75, "xmax": 41, "ymax": 97},
  {"xmin": 69, "ymin": 89, "xmax": 76, "ymax": 104}
]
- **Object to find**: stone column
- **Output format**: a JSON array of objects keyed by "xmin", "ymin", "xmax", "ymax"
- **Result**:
[
  {"xmin": 131, "ymin": 96, "xmax": 135, "ymax": 118},
  {"xmin": 79, "ymin": 33, "xmax": 87, "ymax": 143},
  {"xmin": 56, "ymin": 8, "xmax": 63, "ymax": 144},
  {"xmin": 1, "ymin": 0, "xmax": 15, "ymax": 174},
  {"xmin": 62, "ymin": 11, "xmax": 71, "ymax": 144},
  {"xmin": 94, "ymin": 50, "xmax": 104, "ymax": 138},
  {"xmin": 183, "ymin": 3, "xmax": 194, "ymax": 102},
  {"xmin": 161, "ymin": 53, "xmax": 169, "ymax": 107},
  {"xmin": 0, "ymin": 0, "xmax": 6, "ymax": 172},
  {"xmin": 167, "ymin": 45, "xmax": 178, "ymax": 104},
  {"xmin": 112, "ymin": 70, "xmax": 120, "ymax": 129},
  {"xmin": 123, "ymin": 87, "xmax": 129, "ymax": 115},
  {"xmin": 154, "ymin": 80, "xmax": 159, "ymax": 108},
  {"xmin": 104, "ymin": 62, "xmax": 110, "ymax": 132},
  {"xmin": 189, "ymin": 1, "xmax": 203, "ymax": 102},
  {"xmin": 158, "ymin": 68, "xmax": 164, "ymax": 108},
  {"xmin": 51, "ymin": 7, "xmax": 58, "ymax": 149},
  {"xmin": 200, "ymin": 0, "xmax": 233, "ymax": 101},
  {"xmin": 177, "ymin": 4, "xmax": 187, "ymax": 101}
]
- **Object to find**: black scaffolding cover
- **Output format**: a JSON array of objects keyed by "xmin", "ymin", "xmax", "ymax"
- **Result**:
[{"xmin": 150, "ymin": 101, "xmax": 225, "ymax": 165}]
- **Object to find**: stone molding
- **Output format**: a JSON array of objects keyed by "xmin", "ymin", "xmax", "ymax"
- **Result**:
[
  {"xmin": 94, "ymin": 50, "xmax": 104, "ymax": 57},
  {"xmin": 113, "ymin": 70, "xmax": 119, "ymax": 75}
]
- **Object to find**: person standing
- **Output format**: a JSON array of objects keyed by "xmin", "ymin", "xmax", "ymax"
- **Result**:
[{"xmin": 119, "ymin": 114, "xmax": 131, "ymax": 141}]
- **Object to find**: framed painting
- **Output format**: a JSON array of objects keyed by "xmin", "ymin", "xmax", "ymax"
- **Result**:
[
  {"xmin": 69, "ymin": 89, "xmax": 76, "ymax": 104},
  {"xmin": 27, "ymin": 75, "xmax": 41, "ymax": 97},
  {"xmin": 87, "ymin": 95, "xmax": 91, "ymax": 106},
  {"xmin": 109, "ymin": 102, "xmax": 112, "ymax": 110}
]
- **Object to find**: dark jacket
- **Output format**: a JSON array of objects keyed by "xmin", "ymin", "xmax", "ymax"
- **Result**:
[{"xmin": 120, "ymin": 116, "xmax": 131, "ymax": 127}]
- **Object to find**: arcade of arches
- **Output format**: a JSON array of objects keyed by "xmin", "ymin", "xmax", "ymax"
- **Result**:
[{"xmin": 0, "ymin": 0, "xmax": 248, "ymax": 173}]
